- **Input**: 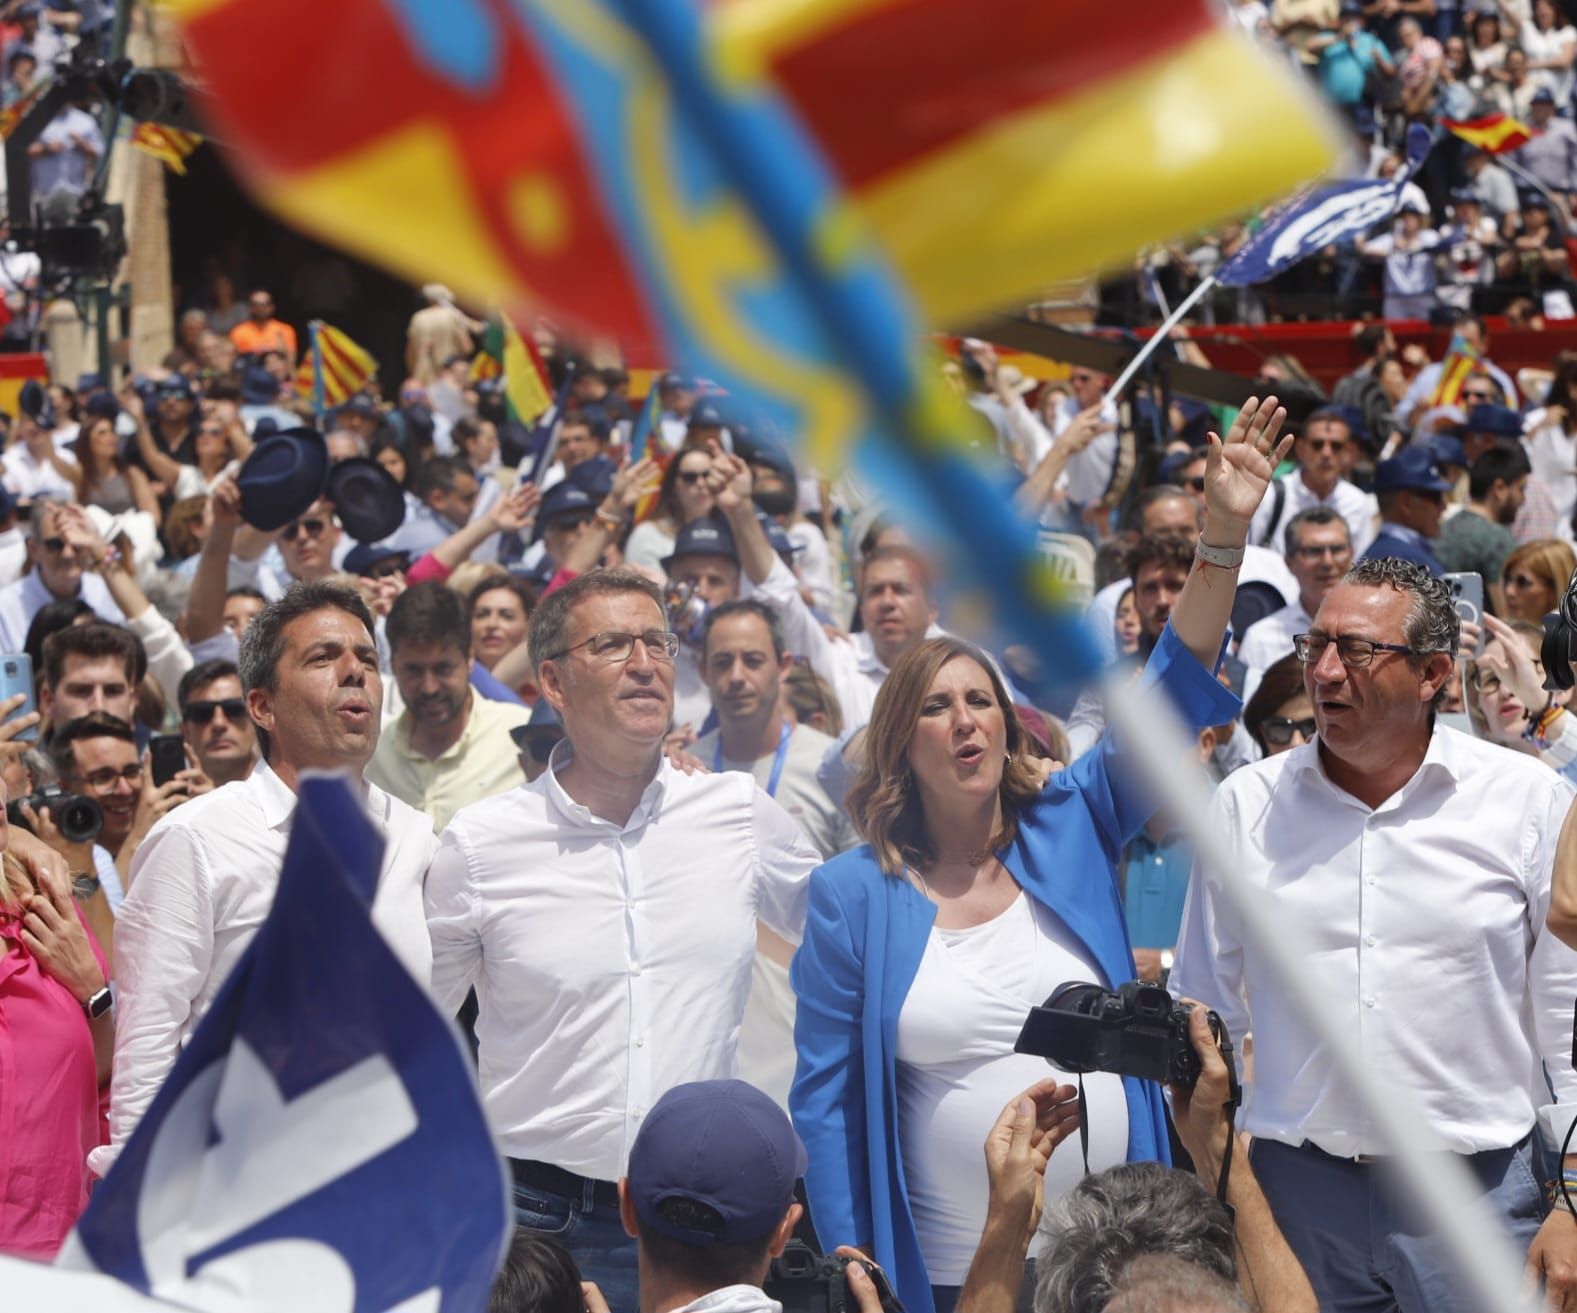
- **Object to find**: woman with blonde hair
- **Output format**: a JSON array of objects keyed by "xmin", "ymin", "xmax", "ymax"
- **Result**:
[
  {"xmin": 790, "ymin": 397, "xmax": 1287, "ymax": 1313},
  {"xmin": 1501, "ymin": 538, "xmax": 1577, "ymax": 622}
]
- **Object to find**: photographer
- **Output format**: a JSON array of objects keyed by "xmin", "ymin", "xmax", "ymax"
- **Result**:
[
  {"xmin": 618, "ymin": 1079, "xmax": 886, "ymax": 1313},
  {"xmin": 953, "ymin": 1008, "xmax": 1314, "ymax": 1313}
]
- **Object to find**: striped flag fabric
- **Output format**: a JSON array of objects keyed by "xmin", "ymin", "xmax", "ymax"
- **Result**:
[
  {"xmin": 296, "ymin": 320, "xmax": 378, "ymax": 411},
  {"xmin": 1428, "ymin": 329, "xmax": 1482, "ymax": 408},
  {"xmin": 0, "ymin": 75, "xmax": 52, "ymax": 140},
  {"xmin": 629, "ymin": 385, "xmax": 668, "ymax": 523},
  {"xmin": 1441, "ymin": 112, "xmax": 1532, "ymax": 155},
  {"xmin": 473, "ymin": 317, "xmax": 553, "ymax": 424},
  {"xmin": 129, "ymin": 122, "xmax": 203, "ymax": 174}
]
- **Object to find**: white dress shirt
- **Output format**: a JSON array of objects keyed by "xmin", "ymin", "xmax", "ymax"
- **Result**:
[
  {"xmin": 94, "ymin": 760, "xmax": 437, "ymax": 1172},
  {"xmin": 1051, "ymin": 394, "xmax": 1122, "ymax": 507},
  {"xmin": 1171, "ymin": 728, "xmax": 1577, "ymax": 1158},
  {"xmin": 1248, "ymin": 470, "xmax": 1378, "ymax": 559},
  {"xmin": 1236, "ymin": 600, "xmax": 1314, "ymax": 701},
  {"xmin": 0, "ymin": 570, "xmax": 124, "ymax": 651},
  {"xmin": 425, "ymin": 745, "xmax": 818, "ymax": 1180},
  {"xmin": 0, "ymin": 443, "xmax": 76, "ymax": 502}
]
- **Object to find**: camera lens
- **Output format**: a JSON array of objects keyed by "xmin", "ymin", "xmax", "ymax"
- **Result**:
[{"xmin": 58, "ymin": 796, "xmax": 104, "ymax": 845}]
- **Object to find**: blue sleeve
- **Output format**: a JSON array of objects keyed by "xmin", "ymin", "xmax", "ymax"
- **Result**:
[
  {"xmin": 1029, "ymin": 622, "xmax": 1242, "ymax": 861},
  {"xmin": 789, "ymin": 866, "xmax": 872, "ymax": 1250}
]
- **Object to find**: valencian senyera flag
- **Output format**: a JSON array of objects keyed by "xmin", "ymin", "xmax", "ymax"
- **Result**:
[
  {"xmin": 297, "ymin": 320, "xmax": 377, "ymax": 411},
  {"xmin": 169, "ymin": 0, "xmax": 1340, "ymax": 692}
]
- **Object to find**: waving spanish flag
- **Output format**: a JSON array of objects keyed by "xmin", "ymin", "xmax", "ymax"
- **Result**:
[{"xmin": 1441, "ymin": 112, "xmax": 1533, "ymax": 155}]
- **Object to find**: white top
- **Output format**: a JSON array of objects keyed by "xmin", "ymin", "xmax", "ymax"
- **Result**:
[
  {"xmin": 0, "ymin": 569, "xmax": 125, "ymax": 651},
  {"xmin": 1525, "ymin": 416, "xmax": 1576, "ymax": 539},
  {"xmin": 1051, "ymin": 395, "xmax": 1122, "ymax": 508},
  {"xmin": 1236, "ymin": 600, "xmax": 1314, "ymax": 702},
  {"xmin": 94, "ymin": 760, "xmax": 437, "ymax": 1173},
  {"xmin": 1, "ymin": 443, "xmax": 76, "ymax": 502},
  {"xmin": 1248, "ymin": 470, "xmax": 1378, "ymax": 559},
  {"xmin": 623, "ymin": 518, "xmax": 677, "ymax": 571},
  {"xmin": 897, "ymin": 892, "xmax": 1127, "ymax": 1283},
  {"xmin": 1525, "ymin": 22, "xmax": 1577, "ymax": 103},
  {"xmin": 1171, "ymin": 728, "xmax": 1577, "ymax": 1157},
  {"xmin": 0, "ymin": 526, "xmax": 26, "ymax": 589},
  {"xmin": 424, "ymin": 745, "xmax": 818, "ymax": 1180}
]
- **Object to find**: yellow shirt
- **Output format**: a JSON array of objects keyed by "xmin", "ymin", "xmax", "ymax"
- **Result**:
[{"xmin": 367, "ymin": 692, "xmax": 532, "ymax": 832}]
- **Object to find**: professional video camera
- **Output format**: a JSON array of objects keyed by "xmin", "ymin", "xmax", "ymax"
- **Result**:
[
  {"xmin": 1014, "ymin": 979, "xmax": 1221, "ymax": 1089},
  {"xmin": 1542, "ymin": 569, "xmax": 1577, "ymax": 692},
  {"xmin": 764, "ymin": 1241, "xmax": 903, "ymax": 1313},
  {"xmin": 6, "ymin": 786, "xmax": 104, "ymax": 845}
]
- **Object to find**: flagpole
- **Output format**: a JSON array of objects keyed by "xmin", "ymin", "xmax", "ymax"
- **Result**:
[
  {"xmin": 1099, "ymin": 274, "xmax": 1217, "ymax": 409},
  {"xmin": 308, "ymin": 320, "xmax": 326, "ymax": 426}
]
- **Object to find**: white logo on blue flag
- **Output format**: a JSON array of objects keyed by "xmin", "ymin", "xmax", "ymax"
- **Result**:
[{"xmin": 57, "ymin": 776, "xmax": 509, "ymax": 1313}]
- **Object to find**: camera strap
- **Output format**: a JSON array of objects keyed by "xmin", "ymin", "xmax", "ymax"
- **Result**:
[
  {"xmin": 1215, "ymin": 1016, "xmax": 1241, "ymax": 1218},
  {"xmin": 1076, "ymin": 1073, "xmax": 1091, "ymax": 1178}
]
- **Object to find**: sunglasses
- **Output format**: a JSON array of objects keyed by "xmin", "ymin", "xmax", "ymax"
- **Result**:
[
  {"xmin": 281, "ymin": 517, "xmax": 329, "ymax": 542},
  {"xmin": 184, "ymin": 697, "xmax": 247, "ymax": 725},
  {"xmin": 1462, "ymin": 390, "xmax": 1496, "ymax": 402},
  {"xmin": 40, "ymin": 536, "xmax": 67, "ymax": 554},
  {"xmin": 677, "ymin": 470, "xmax": 709, "ymax": 485},
  {"xmin": 1304, "ymin": 438, "xmax": 1349, "ymax": 453},
  {"xmin": 1262, "ymin": 716, "xmax": 1317, "ymax": 745}
]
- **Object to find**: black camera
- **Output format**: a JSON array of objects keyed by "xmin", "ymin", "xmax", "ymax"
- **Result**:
[
  {"xmin": 764, "ymin": 1242, "xmax": 903, "ymax": 1313},
  {"xmin": 1014, "ymin": 980, "xmax": 1218, "ymax": 1089},
  {"xmin": 1542, "ymin": 571, "xmax": 1577, "ymax": 691},
  {"xmin": 7, "ymin": 788, "xmax": 104, "ymax": 845}
]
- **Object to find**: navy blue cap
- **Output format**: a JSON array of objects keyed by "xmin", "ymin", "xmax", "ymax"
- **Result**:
[
  {"xmin": 1534, "ymin": 86, "xmax": 1557, "ymax": 103},
  {"xmin": 156, "ymin": 374, "xmax": 195, "ymax": 399},
  {"xmin": 241, "ymin": 365, "xmax": 279, "ymax": 407},
  {"xmin": 662, "ymin": 512, "xmax": 738, "ymax": 570},
  {"xmin": 567, "ymin": 455, "xmax": 616, "ymax": 499},
  {"xmin": 1450, "ymin": 185, "xmax": 1480, "ymax": 204},
  {"xmin": 658, "ymin": 371, "xmax": 691, "ymax": 392},
  {"xmin": 746, "ymin": 441, "xmax": 796, "ymax": 487},
  {"xmin": 1521, "ymin": 188, "xmax": 1552, "ymax": 209},
  {"xmin": 510, "ymin": 699, "xmax": 564, "ymax": 751},
  {"xmin": 1430, "ymin": 434, "xmax": 1469, "ymax": 469},
  {"xmin": 758, "ymin": 511, "xmax": 798, "ymax": 559},
  {"xmin": 1374, "ymin": 445, "xmax": 1453, "ymax": 494},
  {"xmin": 334, "ymin": 394, "xmax": 380, "ymax": 420},
  {"xmin": 534, "ymin": 479, "xmax": 599, "ymax": 539},
  {"xmin": 1464, "ymin": 403, "xmax": 1523, "ymax": 438},
  {"xmin": 628, "ymin": 1079, "xmax": 806, "ymax": 1248},
  {"xmin": 689, "ymin": 400, "xmax": 726, "ymax": 429},
  {"xmin": 342, "ymin": 542, "xmax": 410, "ymax": 576},
  {"xmin": 18, "ymin": 378, "xmax": 53, "ymax": 428}
]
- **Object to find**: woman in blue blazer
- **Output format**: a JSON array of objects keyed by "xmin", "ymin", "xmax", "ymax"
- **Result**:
[{"xmin": 789, "ymin": 397, "xmax": 1290, "ymax": 1313}]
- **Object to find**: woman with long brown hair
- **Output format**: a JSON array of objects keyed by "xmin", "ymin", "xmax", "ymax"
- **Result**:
[{"xmin": 790, "ymin": 397, "xmax": 1288, "ymax": 1313}]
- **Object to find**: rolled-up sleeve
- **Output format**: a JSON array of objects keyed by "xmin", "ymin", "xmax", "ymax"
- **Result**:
[{"xmin": 423, "ymin": 826, "xmax": 484, "ymax": 1016}]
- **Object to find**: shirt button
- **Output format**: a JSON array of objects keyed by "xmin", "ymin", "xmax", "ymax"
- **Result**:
[
  {"xmin": 631, "ymin": 962, "xmax": 643, "ymax": 976},
  {"xmin": 1364, "ymin": 934, "xmax": 1376, "ymax": 947},
  {"xmin": 1366, "ymin": 875, "xmax": 1377, "ymax": 886},
  {"xmin": 1364, "ymin": 995, "xmax": 1377, "ymax": 1008},
  {"xmin": 636, "ymin": 1036, "xmax": 646, "ymax": 1047}
]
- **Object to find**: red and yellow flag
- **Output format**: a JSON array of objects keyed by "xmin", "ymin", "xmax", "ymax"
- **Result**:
[
  {"xmin": 1441, "ymin": 113, "xmax": 1532, "ymax": 155},
  {"xmin": 297, "ymin": 321, "xmax": 378, "ymax": 409},
  {"xmin": 130, "ymin": 122, "xmax": 203, "ymax": 174},
  {"xmin": 1428, "ymin": 330, "xmax": 1482, "ymax": 408},
  {"xmin": 0, "ymin": 76, "xmax": 52, "ymax": 141}
]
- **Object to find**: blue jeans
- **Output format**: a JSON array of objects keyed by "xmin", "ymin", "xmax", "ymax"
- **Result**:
[
  {"xmin": 513, "ymin": 1178, "xmax": 639, "ymax": 1313},
  {"xmin": 1251, "ymin": 1136, "xmax": 1543, "ymax": 1313}
]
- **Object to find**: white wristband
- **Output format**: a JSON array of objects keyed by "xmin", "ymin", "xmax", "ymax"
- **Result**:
[{"xmin": 1194, "ymin": 540, "xmax": 1245, "ymax": 570}]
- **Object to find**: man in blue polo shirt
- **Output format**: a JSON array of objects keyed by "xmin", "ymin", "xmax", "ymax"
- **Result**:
[{"xmin": 1361, "ymin": 446, "xmax": 1450, "ymax": 576}]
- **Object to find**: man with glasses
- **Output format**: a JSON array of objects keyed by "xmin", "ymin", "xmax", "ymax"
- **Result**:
[
  {"xmin": 226, "ymin": 288, "xmax": 297, "ymax": 365},
  {"xmin": 0, "ymin": 500, "xmax": 124, "ymax": 650},
  {"xmin": 97, "ymin": 581, "xmax": 436, "ymax": 1175},
  {"xmin": 1238, "ymin": 508, "xmax": 1354, "ymax": 700},
  {"xmin": 1361, "ymin": 447, "xmax": 1451, "ymax": 576},
  {"xmin": 367, "ymin": 582, "xmax": 529, "ymax": 832},
  {"xmin": 425, "ymin": 569, "xmax": 816, "ymax": 1309},
  {"xmin": 176, "ymin": 658, "xmax": 256, "ymax": 787},
  {"xmin": 1172, "ymin": 557, "xmax": 1577, "ymax": 1312},
  {"xmin": 1248, "ymin": 408, "xmax": 1379, "ymax": 558}
]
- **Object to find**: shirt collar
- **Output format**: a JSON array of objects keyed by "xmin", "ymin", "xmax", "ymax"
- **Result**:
[
  {"xmin": 1284, "ymin": 723, "xmax": 1461, "ymax": 807},
  {"xmin": 250, "ymin": 756, "xmax": 386, "ymax": 828},
  {"xmin": 542, "ymin": 737, "xmax": 670, "ymax": 832}
]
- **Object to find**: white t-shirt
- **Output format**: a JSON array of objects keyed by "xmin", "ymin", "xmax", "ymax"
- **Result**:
[{"xmin": 896, "ymin": 892, "xmax": 1128, "ymax": 1284}]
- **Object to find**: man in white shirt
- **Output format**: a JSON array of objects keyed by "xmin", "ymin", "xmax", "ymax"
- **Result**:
[
  {"xmin": 0, "ymin": 500, "xmax": 124, "ymax": 650},
  {"xmin": 1050, "ymin": 365, "xmax": 1121, "ymax": 510},
  {"xmin": 1237, "ymin": 507, "xmax": 1353, "ymax": 700},
  {"xmin": 1247, "ymin": 408, "xmax": 1378, "ymax": 558},
  {"xmin": 95, "ymin": 582, "xmax": 438, "ymax": 1176},
  {"xmin": 1171, "ymin": 557, "xmax": 1577, "ymax": 1312},
  {"xmin": 424, "ymin": 569, "xmax": 816, "ymax": 1310}
]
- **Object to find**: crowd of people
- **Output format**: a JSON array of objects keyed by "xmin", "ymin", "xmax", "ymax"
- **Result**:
[{"xmin": 3, "ymin": 267, "xmax": 1577, "ymax": 1313}]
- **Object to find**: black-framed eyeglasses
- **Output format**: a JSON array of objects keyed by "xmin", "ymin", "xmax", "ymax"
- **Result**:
[
  {"xmin": 1262, "ymin": 715, "xmax": 1317, "ymax": 745},
  {"xmin": 542, "ymin": 629, "xmax": 680, "ymax": 664},
  {"xmin": 79, "ymin": 763, "xmax": 142, "ymax": 790},
  {"xmin": 1293, "ymin": 632, "xmax": 1438, "ymax": 667},
  {"xmin": 1291, "ymin": 543, "xmax": 1352, "ymax": 560},
  {"xmin": 184, "ymin": 697, "xmax": 246, "ymax": 725},
  {"xmin": 281, "ymin": 517, "xmax": 329, "ymax": 542}
]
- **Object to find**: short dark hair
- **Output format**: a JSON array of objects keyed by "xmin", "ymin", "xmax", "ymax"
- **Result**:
[
  {"xmin": 1127, "ymin": 533, "xmax": 1194, "ymax": 584},
  {"xmin": 527, "ymin": 568, "xmax": 665, "ymax": 679},
  {"xmin": 42, "ymin": 621, "xmax": 142, "ymax": 691},
  {"xmin": 386, "ymin": 580, "xmax": 471, "ymax": 657},
  {"xmin": 48, "ymin": 711, "xmax": 136, "ymax": 781},
  {"xmin": 178, "ymin": 658, "xmax": 240, "ymax": 713},
  {"xmin": 488, "ymin": 1229, "xmax": 584, "ymax": 1313},
  {"xmin": 861, "ymin": 544, "xmax": 933, "ymax": 595},
  {"xmin": 1127, "ymin": 484, "xmax": 1199, "ymax": 534},
  {"xmin": 237, "ymin": 581, "xmax": 376, "ymax": 758},
  {"xmin": 702, "ymin": 597, "xmax": 786, "ymax": 662},
  {"xmin": 1468, "ymin": 440, "xmax": 1532, "ymax": 501},
  {"xmin": 468, "ymin": 574, "xmax": 536, "ymax": 620},
  {"xmin": 1283, "ymin": 505, "xmax": 1349, "ymax": 555},
  {"xmin": 633, "ymin": 1215, "xmax": 775, "ymax": 1293},
  {"xmin": 412, "ymin": 455, "xmax": 475, "ymax": 500},
  {"xmin": 226, "ymin": 585, "xmax": 267, "ymax": 605},
  {"xmin": 451, "ymin": 417, "xmax": 483, "ymax": 450},
  {"xmin": 1302, "ymin": 406, "xmax": 1352, "ymax": 436}
]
